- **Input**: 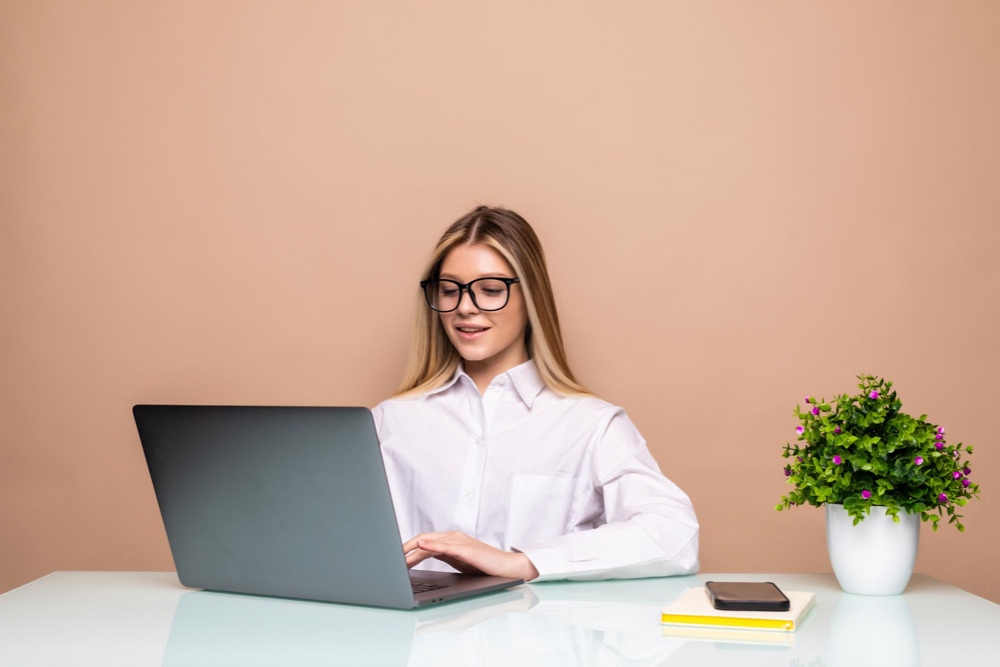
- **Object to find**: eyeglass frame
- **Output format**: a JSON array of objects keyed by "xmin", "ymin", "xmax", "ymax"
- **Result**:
[{"xmin": 419, "ymin": 276, "xmax": 521, "ymax": 313}]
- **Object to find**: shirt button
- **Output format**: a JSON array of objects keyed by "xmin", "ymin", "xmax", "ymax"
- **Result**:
[
  {"xmin": 464, "ymin": 491, "xmax": 474, "ymax": 500},
  {"xmin": 475, "ymin": 436, "xmax": 484, "ymax": 445},
  {"xmin": 498, "ymin": 376, "xmax": 507, "ymax": 386}
]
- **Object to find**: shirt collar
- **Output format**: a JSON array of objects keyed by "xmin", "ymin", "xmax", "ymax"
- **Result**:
[
  {"xmin": 425, "ymin": 359, "xmax": 546, "ymax": 408},
  {"xmin": 507, "ymin": 359, "xmax": 546, "ymax": 408},
  {"xmin": 424, "ymin": 363, "xmax": 464, "ymax": 396}
]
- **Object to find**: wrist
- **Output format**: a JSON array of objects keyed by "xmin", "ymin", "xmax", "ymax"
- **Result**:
[{"xmin": 513, "ymin": 550, "xmax": 539, "ymax": 581}]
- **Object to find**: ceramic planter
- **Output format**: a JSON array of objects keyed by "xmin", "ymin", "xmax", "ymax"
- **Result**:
[{"xmin": 826, "ymin": 503, "xmax": 920, "ymax": 595}]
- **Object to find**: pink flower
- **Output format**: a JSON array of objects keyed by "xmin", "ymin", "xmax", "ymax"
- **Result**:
[
  {"xmin": 935, "ymin": 442, "xmax": 944, "ymax": 451},
  {"xmin": 938, "ymin": 493, "xmax": 948, "ymax": 504},
  {"xmin": 962, "ymin": 479, "xmax": 971, "ymax": 488},
  {"xmin": 914, "ymin": 456, "xmax": 924, "ymax": 466},
  {"xmin": 861, "ymin": 489, "xmax": 872, "ymax": 500},
  {"xmin": 937, "ymin": 426, "xmax": 945, "ymax": 435},
  {"xmin": 869, "ymin": 390, "xmax": 879, "ymax": 399},
  {"xmin": 834, "ymin": 426, "xmax": 841, "ymax": 434},
  {"xmin": 804, "ymin": 397, "xmax": 811, "ymax": 404},
  {"xmin": 833, "ymin": 455, "xmax": 843, "ymax": 465},
  {"xmin": 811, "ymin": 406, "xmax": 820, "ymax": 415},
  {"xmin": 796, "ymin": 426, "xmax": 805, "ymax": 435},
  {"xmin": 953, "ymin": 471, "xmax": 962, "ymax": 479},
  {"xmin": 963, "ymin": 466, "xmax": 971, "ymax": 475}
]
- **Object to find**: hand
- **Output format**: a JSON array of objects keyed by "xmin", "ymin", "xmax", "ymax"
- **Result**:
[{"xmin": 403, "ymin": 531, "xmax": 540, "ymax": 581}]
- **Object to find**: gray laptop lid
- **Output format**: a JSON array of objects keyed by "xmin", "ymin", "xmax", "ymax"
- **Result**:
[{"xmin": 133, "ymin": 405, "xmax": 416, "ymax": 609}]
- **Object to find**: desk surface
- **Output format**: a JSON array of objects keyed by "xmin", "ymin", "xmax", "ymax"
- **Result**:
[{"xmin": 1, "ymin": 571, "xmax": 997, "ymax": 666}]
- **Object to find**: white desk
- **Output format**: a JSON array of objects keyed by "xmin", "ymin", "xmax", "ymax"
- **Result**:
[{"xmin": 1, "ymin": 571, "xmax": 997, "ymax": 665}]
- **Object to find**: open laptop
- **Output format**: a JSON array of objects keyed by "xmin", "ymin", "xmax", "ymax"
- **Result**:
[{"xmin": 132, "ymin": 405, "xmax": 523, "ymax": 609}]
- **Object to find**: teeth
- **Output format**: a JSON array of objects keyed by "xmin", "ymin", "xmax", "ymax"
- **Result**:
[{"xmin": 459, "ymin": 328, "xmax": 487, "ymax": 333}]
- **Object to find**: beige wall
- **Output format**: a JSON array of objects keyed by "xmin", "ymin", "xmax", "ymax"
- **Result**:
[{"xmin": 2, "ymin": 1, "xmax": 997, "ymax": 602}]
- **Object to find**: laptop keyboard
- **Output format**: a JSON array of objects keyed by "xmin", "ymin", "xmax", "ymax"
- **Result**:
[{"xmin": 411, "ymin": 581, "xmax": 448, "ymax": 594}]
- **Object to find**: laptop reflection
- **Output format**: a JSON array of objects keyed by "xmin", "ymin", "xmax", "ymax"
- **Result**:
[{"xmin": 162, "ymin": 586, "xmax": 536, "ymax": 666}]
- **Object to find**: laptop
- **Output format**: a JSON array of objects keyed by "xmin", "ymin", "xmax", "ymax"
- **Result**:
[{"xmin": 132, "ymin": 405, "xmax": 524, "ymax": 609}]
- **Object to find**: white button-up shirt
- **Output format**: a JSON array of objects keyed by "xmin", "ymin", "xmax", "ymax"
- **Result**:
[{"xmin": 371, "ymin": 359, "xmax": 699, "ymax": 581}]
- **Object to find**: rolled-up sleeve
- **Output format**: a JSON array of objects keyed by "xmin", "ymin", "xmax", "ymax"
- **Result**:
[{"xmin": 513, "ymin": 408, "xmax": 700, "ymax": 581}]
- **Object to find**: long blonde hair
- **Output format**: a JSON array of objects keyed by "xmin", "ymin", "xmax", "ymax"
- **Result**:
[{"xmin": 393, "ymin": 205, "xmax": 591, "ymax": 399}]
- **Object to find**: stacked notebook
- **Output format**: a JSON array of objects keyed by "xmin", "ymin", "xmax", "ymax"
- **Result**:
[{"xmin": 661, "ymin": 587, "xmax": 815, "ymax": 643}]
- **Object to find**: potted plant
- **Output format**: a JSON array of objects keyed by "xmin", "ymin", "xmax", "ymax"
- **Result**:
[{"xmin": 776, "ymin": 374, "xmax": 980, "ymax": 595}]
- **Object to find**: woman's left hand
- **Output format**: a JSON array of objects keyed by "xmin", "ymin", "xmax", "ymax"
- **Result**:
[{"xmin": 403, "ymin": 531, "xmax": 540, "ymax": 581}]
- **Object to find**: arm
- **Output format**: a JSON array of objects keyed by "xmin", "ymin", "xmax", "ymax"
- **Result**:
[{"xmin": 513, "ymin": 408, "xmax": 700, "ymax": 581}]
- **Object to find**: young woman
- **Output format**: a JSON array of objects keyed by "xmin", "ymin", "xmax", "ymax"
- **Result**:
[{"xmin": 371, "ymin": 206, "xmax": 699, "ymax": 582}]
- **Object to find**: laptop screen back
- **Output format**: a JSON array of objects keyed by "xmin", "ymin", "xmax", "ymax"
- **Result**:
[{"xmin": 134, "ymin": 405, "xmax": 415, "ymax": 608}]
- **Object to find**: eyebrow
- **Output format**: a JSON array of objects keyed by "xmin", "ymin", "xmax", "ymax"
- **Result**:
[{"xmin": 438, "ymin": 272, "xmax": 512, "ymax": 279}]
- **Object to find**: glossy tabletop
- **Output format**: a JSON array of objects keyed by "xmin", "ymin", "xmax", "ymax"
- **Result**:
[{"xmin": 1, "ymin": 571, "xmax": 997, "ymax": 666}]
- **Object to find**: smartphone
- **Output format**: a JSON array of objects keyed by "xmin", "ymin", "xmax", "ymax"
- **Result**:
[{"xmin": 704, "ymin": 581, "xmax": 790, "ymax": 612}]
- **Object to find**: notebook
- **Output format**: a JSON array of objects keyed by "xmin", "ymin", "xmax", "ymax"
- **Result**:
[
  {"xmin": 661, "ymin": 587, "xmax": 815, "ymax": 633},
  {"xmin": 133, "ymin": 405, "xmax": 523, "ymax": 609}
]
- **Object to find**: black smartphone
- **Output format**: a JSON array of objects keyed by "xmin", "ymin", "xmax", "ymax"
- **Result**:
[{"xmin": 704, "ymin": 581, "xmax": 790, "ymax": 612}]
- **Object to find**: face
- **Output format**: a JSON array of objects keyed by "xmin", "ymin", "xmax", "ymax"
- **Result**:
[{"xmin": 436, "ymin": 243, "xmax": 529, "ymax": 373}]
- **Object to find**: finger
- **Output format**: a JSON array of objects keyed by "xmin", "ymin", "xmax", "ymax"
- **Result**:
[
  {"xmin": 403, "ymin": 532, "xmax": 447, "ymax": 554},
  {"xmin": 419, "ymin": 539, "xmax": 482, "ymax": 573},
  {"xmin": 434, "ymin": 555, "xmax": 485, "ymax": 576},
  {"xmin": 404, "ymin": 548, "xmax": 436, "ymax": 568},
  {"xmin": 416, "ymin": 538, "xmax": 460, "ymax": 555}
]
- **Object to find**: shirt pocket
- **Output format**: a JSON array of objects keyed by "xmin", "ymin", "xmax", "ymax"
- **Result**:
[{"xmin": 505, "ymin": 474, "xmax": 580, "ymax": 549}]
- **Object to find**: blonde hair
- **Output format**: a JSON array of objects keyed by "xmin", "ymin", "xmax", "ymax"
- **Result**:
[{"xmin": 393, "ymin": 206, "xmax": 592, "ymax": 399}]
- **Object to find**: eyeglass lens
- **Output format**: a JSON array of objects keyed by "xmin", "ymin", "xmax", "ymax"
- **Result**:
[{"xmin": 425, "ymin": 279, "xmax": 511, "ymax": 312}]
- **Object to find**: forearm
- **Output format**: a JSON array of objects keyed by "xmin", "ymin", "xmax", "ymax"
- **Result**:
[{"xmin": 515, "ymin": 513, "xmax": 700, "ymax": 582}]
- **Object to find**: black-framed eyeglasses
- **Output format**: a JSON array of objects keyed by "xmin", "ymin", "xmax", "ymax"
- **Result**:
[{"xmin": 419, "ymin": 277, "xmax": 521, "ymax": 312}]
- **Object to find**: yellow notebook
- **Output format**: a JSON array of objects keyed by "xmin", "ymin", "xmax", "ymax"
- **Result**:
[{"xmin": 661, "ymin": 587, "xmax": 815, "ymax": 633}]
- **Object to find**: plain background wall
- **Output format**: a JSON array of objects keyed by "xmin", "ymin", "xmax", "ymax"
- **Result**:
[{"xmin": 2, "ymin": 1, "xmax": 997, "ymax": 602}]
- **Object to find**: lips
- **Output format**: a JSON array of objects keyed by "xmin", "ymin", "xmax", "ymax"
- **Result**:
[{"xmin": 455, "ymin": 325, "xmax": 490, "ymax": 341}]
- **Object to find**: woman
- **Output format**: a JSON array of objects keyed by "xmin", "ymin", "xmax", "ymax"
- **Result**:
[{"xmin": 371, "ymin": 205, "xmax": 699, "ymax": 582}]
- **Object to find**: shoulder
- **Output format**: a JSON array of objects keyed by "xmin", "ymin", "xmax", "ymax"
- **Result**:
[
  {"xmin": 542, "ymin": 390, "xmax": 641, "ymax": 437},
  {"xmin": 371, "ymin": 393, "xmax": 430, "ymax": 432}
]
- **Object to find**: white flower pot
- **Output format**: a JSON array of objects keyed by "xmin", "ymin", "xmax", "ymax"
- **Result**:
[{"xmin": 826, "ymin": 503, "xmax": 920, "ymax": 596}]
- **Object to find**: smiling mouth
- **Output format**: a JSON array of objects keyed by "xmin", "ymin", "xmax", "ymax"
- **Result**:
[{"xmin": 457, "ymin": 327, "xmax": 490, "ymax": 333}]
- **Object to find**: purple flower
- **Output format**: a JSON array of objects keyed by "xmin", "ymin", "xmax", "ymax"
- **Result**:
[
  {"xmin": 963, "ymin": 466, "xmax": 971, "ymax": 475},
  {"xmin": 869, "ymin": 390, "xmax": 879, "ymax": 399},
  {"xmin": 797, "ymin": 456, "xmax": 803, "ymax": 462},
  {"xmin": 833, "ymin": 455, "xmax": 843, "ymax": 465},
  {"xmin": 952, "ymin": 471, "xmax": 962, "ymax": 479},
  {"xmin": 938, "ymin": 493, "xmax": 948, "ymax": 504},
  {"xmin": 796, "ymin": 426, "xmax": 805, "ymax": 435},
  {"xmin": 804, "ymin": 397, "xmax": 811, "ymax": 404},
  {"xmin": 861, "ymin": 489, "xmax": 872, "ymax": 500},
  {"xmin": 937, "ymin": 426, "xmax": 945, "ymax": 435},
  {"xmin": 784, "ymin": 467, "xmax": 792, "ymax": 477},
  {"xmin": 914, "ymin": 456, "xmax": 924, "ymax": 466},
  {"xmin": 834, "ymin": 426, "xmax": 842, "ymax": 434},
  {"xmin": 935, "ymin": 442, "xmax": 944, "ymax": 451},
  {"xmin": 962, "ymin": 479, "xmax": 971, "ymax": 488},
  {"xmin": 811, "ymin": 406, "xmax": 820, "ymax": 415},
  {"xmin": 936, "ymin": 433, "xmax": 944, "ymax": 441}
]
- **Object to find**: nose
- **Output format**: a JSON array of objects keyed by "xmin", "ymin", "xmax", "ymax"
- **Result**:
[{"xmin": 456, "ymin": 285, "xmax": 480, "ymax": 314}]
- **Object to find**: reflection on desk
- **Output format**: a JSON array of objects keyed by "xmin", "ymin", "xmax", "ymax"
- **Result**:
[{"xmin": 1, "ymin": 572, "xmax": 998, "ymax": 666}]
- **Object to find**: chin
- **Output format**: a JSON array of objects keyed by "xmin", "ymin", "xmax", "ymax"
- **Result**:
[{"xmin": 453, "ymin": 346, "xmax": 491, "ymax": 362}]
